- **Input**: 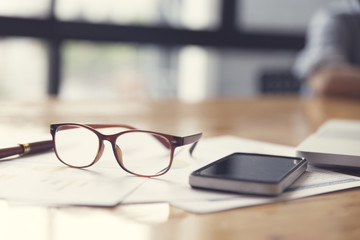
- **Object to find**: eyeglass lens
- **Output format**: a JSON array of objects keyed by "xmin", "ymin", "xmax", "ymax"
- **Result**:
[
  {"xmin": 116, "ymin": 132, "xmax": 172, "ymax": 176},
  {"xmin": 55, "ymin": 125, "xmax": 100, "ymax": 167}
]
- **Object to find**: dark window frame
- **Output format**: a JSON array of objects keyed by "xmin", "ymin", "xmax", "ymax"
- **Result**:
[{"xmin": 0, "ymin": 0, "xmax": 304, "ymax": 95}]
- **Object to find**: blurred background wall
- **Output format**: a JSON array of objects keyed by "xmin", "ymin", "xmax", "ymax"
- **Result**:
[{"xmin": 0, "ymin": 0, "xmax": 331, "ymax": 101}]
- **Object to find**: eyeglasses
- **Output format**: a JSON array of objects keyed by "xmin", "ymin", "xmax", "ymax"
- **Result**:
[{"xmin": 50, "ymin": 123, "xmax": 202, "ymax": 177}]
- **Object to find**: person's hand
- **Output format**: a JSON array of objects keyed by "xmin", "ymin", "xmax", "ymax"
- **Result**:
[{"xmin": 309, "ymin": 64, "xmax": 360, "ymax": 97}]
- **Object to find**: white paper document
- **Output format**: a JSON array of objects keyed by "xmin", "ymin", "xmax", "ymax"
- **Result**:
[
  {"xmin": 171, "ymin": 166, "xmax": 360, "ymax": 213},
  {"xmin": 0, "ymin": 128, "xmax": 147, "ymax": 206},
  {"xmin": 0, "ymin": 155, "xmax": 147, "ymax": 206},
  {"xmin": 0, "ymin": 133, "xmax": 359, "ymax": 213}
]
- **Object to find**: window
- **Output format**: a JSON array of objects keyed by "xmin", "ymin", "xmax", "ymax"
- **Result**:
[
  {"xmin": 0, "ymin": 38, "xmax": 47, "ymax": 99},
  {"xmin": 0, "ymin": 0, "xmax": 50, "ymax": 18},
  {"xmin": 55, "ymin": 0, "xmax": 220, "ymax": 30},
  {"xmin": 239, "ymin": 0, "xmax": 331, "ymax": 33}
]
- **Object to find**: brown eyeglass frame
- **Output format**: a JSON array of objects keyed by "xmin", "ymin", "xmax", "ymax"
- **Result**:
[{"xmin": 50, "ymin": 123, "xmax": 202, "ymax": 177}]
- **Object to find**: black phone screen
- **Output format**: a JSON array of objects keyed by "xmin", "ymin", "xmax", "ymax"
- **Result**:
[{"xmin": 197, "ymin": 153, "xmax": 304, "ymax": 183}]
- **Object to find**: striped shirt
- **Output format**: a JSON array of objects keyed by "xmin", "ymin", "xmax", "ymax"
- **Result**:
[{"xmin": 294, "ymin": 0, "xmax": 360, "ymax": 80}]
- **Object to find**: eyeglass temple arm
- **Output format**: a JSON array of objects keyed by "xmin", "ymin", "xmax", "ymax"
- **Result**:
[{"xmin": 174, "ymin": 133, "xmax": 202, "ymax": 156}]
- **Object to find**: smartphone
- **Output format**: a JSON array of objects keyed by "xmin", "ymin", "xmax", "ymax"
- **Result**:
[{"xmin": 189, "ymin": 152, "xmax": 307, "ymax": 196}]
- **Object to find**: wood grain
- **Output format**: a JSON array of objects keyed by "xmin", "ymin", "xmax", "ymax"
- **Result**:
[{"xmin": 0, "ymin": 95, "xmax": 359, "ymax": 239}]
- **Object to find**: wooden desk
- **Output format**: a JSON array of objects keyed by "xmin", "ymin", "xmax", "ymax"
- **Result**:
[{"xmin": 0, "ymin": 96, "xmax": 359, "ymax": 239}]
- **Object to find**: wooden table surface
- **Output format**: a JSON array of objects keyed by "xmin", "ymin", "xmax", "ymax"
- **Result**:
[{"xmin": 0, "ymin": 95, "xmax": 359, "ymax": 239}]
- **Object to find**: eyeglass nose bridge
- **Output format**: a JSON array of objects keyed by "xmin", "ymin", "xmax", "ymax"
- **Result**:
[
  {"xmin": 99, "ymin": 134, "xmax": 125, "ymax": 168},
  {"xmin": 93, "ymin": 143, "xmax": 105, "ymax": 164},
  {"xmin": 88, "ymin": 133, "xmax": 115, "ymax": 164},
  {"xmin": 113, "ymin": 144, "xmax": 123, "ymax": 165}
]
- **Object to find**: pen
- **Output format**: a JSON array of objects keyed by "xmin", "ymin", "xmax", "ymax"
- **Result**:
[{"xmin": 0, "ymin": 140, "xmax": 54, "ymax": 159}]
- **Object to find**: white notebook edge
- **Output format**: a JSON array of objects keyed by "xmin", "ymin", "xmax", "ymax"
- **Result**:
[{"xmin": 296, "ymin": 119, "xmax": 360, "ymax": 168}]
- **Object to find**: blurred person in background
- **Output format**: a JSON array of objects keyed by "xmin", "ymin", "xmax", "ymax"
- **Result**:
[{"xmin": 294, "ymin": 0, "xmax": 360, "ymax": 97}]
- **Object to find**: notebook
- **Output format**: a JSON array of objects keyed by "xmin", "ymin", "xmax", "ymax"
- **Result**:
[{"xmin": 296, "ymin": 119, "xmax": 360, "ymax": 168}]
